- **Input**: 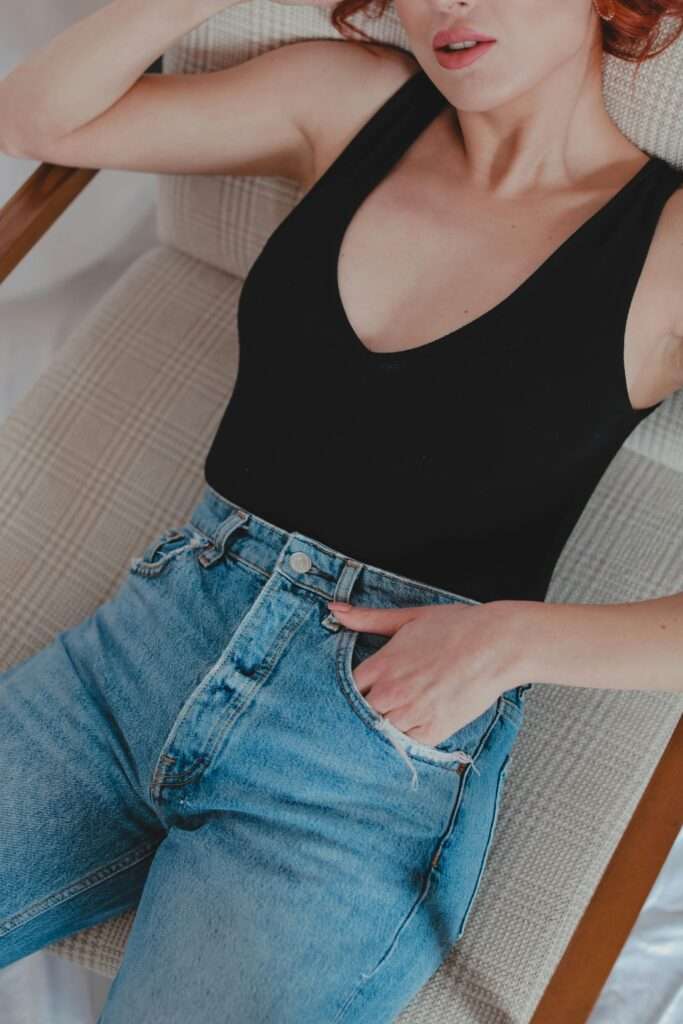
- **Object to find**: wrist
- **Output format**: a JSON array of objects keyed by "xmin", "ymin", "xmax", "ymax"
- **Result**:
[{"xmin": 489, "ymin": 598, "xmax": 547, "ymax": 689}]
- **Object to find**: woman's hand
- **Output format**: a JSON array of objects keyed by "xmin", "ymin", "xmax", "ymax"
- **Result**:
[{"xmin": 327, "ymin": 599, "xmax": 533, "ymax": 746}]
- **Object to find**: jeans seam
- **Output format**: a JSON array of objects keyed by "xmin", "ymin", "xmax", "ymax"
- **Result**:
[
  {"xmin": 0, "ymin": 838, "xmax": 160, "ymax": 938},
  {"xmin": 197, "ymin": 605, "xmax": 314, "ymax": 776},
  {"xmin": 453, "ymin": 753, "xmax": 510, "ymax": 941},
  {"xmin": 498, "ymin": 695, "xmax": 525, "ymax": 727},
  {"xmin": 276, "ymin": 568, "xmax": 341, "ymax": 603},
  {"xmin": 332, "ymin": 764, "xmax": 471, "ymax": 1024},
  {"xmin": 225, "ymin": 549, "xmax": 271, "ymax": 580},
  {"xmin": 149, "ymin": 599, "xmax": 316, "ymax": 803}
]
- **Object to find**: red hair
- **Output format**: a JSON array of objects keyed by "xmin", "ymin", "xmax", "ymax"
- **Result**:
[{"xmin": 329, "ymin": 1, "xmax": 683, "ymax": 68}]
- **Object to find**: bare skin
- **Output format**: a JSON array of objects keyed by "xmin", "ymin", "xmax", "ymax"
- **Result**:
[{"xmin": 299, "ymin": 43, "xmax": 683, "ymax": 411}]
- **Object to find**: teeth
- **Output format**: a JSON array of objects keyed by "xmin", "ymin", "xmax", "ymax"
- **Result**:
[{"xmin": 445, "ymin": 40, "xmax": 479, "ymax": 50}]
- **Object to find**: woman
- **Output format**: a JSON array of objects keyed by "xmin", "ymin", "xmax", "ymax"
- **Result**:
[{"xmin": 0, "ymin": 1, "xmax": 682, "ymax": 1021}]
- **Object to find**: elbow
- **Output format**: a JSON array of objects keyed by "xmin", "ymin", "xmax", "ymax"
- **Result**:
[
  {"xmin": 1, "ymin": 125, "xmax": 71, "ymax": 163},
  {"xmin": 0, "ymin": 99, "xmax": 23, "ymax": 155},
  {"xmin": 0, "ymin": 116, "xmax": 32, "ymax": 158},
  {"xmin": 0, "ymin": 136, "xmax": 31, "ymax": 158},
  {"xmin": 0, "ymin": 112, "xmax": 25, "ymax": 156},
  {"xmin": 0, "ymin": 105, "xmax": 52, "ymax": 160},
  {"xmin": 0, "ymin": 131, "xmax": 61, "ymax": 162}
]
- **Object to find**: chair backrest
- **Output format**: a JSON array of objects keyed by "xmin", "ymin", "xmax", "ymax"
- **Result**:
[{"xmin": 157, "ymin": 3, "xmax": 683, "ymax": 473}]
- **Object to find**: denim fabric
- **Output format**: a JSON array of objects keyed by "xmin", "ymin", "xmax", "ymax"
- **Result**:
[{"xmin": 0, "ymin": 483, "xmax": 531, "ymax": 1023}]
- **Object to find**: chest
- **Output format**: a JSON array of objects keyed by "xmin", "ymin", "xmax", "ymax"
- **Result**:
[{"xmin": 322, "ymin": 156, "xmax": 680, "ymax": 411}]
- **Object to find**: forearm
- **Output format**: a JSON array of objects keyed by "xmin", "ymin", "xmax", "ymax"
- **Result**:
[
  {"xmin": 0, "ymin": 0, "xmax": 239, "ymax": 149},
  {"xmin": 508, "ymin": 593, "xmax": 683, "ymax": 694}
]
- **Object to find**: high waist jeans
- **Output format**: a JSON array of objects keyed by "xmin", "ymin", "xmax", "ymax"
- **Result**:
[{"xmin": 0, "ymin": 482, "xmax": 531, "ymax": 1022}]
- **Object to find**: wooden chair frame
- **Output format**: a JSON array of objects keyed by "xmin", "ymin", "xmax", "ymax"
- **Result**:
[{"xmin": 1, "ymin": 159, "xmax": 682, "ymax": 1023}]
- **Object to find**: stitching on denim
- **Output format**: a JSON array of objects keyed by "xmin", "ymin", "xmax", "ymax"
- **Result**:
[
  {"xmin": 332, "ymin": 753, "xmax": 471, "ymax": 1024},
  {"xmin": 196, "ymin": 605, "xmax": 315, "ymax": 777},
  {"xmin": 0, "ymin": 838, "xmax": 160, "ymax": 938},
  {"xmin": 275, "ymin": 568, "xmax": 342, "ymax": 603},
  {"xmin": 225, "ymin": 550, "xmax": 271, "ymax": 580},
  {"xmin": 336, "ymin": 874, "xmax": 433, "ymax": 1020},
  {"xmin": 147, "ymin": 522, "xmax": 279, "ymax": 800},
  {"xmin": 336, "ymin": 724, "xmax": 512, "ymax": 1017},
  {"xmin": 498, "ymin": 695, "xmax": 524, "ymax": 726},
  {"xmin": 149, "ymin": 597, "xmax": 316, "ymax": 802},
  {"xmin": 187, "ymin": 522, "xmax": 216, "ymax": 545},
  {"xmin": 189, "ymin": 525, "xmax": 272, "ymax": 580},
  {"xmin": 454, "ymin": 753, "xmax": 510, "ymax": 941}
]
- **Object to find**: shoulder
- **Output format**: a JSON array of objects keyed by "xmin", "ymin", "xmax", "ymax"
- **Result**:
[
  {"xmin": 285, "ymin": 38, "xmax": 420, "ymax": 110},
  {"xmin": 288, "ymin": 40, "xmax": 421, "ymax": 193}
]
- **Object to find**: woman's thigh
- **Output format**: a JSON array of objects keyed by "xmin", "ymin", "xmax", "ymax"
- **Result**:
[
  {"xmin": 99, "ymin": 707, "xmax": 520, "ymax": 1024},
  {"xmin": 96, "ymin": 486, "xmax": 526, "ymax": 1023},
  {"xmin": 0, "ymin": 512, "xmax": 268, "ymax": 967}
]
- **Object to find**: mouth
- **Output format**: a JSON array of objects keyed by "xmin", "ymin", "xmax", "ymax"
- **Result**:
[
  {"xmin": 433, "ymin": 40, "xmax": 497, "ymax": 70},
  {"xmin": 432, "ymin": 27, "xmax": 496, "ymax": 48}
]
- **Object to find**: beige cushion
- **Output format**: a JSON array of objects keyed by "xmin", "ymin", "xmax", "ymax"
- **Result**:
[{"xmin": 1, "ymin": 3, "xmax": 681, "ymax": 1020}]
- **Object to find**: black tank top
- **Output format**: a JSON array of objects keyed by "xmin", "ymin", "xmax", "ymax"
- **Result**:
[{"xmin": 204, "ymin": 68, "xmax": 683, "ymax": 603}]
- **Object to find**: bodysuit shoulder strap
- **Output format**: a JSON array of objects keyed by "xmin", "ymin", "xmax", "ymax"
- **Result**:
[{"xmin": 298, "ymin": 66, "xmax": 447, "ymax": 208}]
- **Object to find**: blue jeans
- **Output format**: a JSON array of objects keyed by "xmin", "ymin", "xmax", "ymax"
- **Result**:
[{"xmin": 0, "ymin": 483, "xmax": 531, "ymax": 1023}]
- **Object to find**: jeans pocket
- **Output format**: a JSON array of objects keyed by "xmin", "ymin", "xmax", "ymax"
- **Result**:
[
  {"xmin": 129, "ymin": 524, "xmax": 211, "ymax": 579},
  {"xmin": 335, "ymin": 627, "xmax": 501, "ymax": 771}
]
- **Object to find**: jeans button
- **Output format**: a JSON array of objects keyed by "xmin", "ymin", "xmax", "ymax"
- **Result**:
[{"xmin": 289, "ymin": 551, "xmax": 312, "ymax": 573}]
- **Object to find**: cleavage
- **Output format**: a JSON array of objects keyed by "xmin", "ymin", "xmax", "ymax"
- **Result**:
[
  {"xmin": 339, "ymin": 132, "xmax": 655, "ymax": 358},
  {"xmin": 336, "ymin": 182, "xmax": 533, "ymax": 352},
  {"xmin": 336, "ymin": 155, "xmax": 642, "ymax": 355}
]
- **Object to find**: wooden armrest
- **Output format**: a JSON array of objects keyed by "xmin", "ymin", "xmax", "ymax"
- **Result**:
[
  {"xmin": 0, "ymin": 162, "xmax": 99, "ymax": 285},
  {"xmin": 531, "ymin": 712, "xmax": 683, "ymax": 1022}
]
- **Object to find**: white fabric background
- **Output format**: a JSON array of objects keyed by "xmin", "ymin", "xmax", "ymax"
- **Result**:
[{"xmin": 0, "ymin": 2, "xmax": 681, "ymax": 1020}]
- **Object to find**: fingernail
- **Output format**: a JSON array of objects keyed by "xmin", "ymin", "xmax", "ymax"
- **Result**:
[{"xmin": 328, "ymin": 601, "xmax": 352, "ymax": 611}]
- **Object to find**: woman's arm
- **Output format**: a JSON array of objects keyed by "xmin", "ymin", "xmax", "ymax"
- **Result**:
[
  {"xmin": 0, "ymin": 0, "xmax": 239, "ymax": 153},
  {"xmin": 511, "ymin": 592, "xmax": 683, "ymax": 694},
  {"xmin": 323, "ymin": 591, "xmax": 682, "ymax": 745}
]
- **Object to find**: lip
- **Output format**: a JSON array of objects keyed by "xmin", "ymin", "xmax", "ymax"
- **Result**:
[
  {"xmin": 433, "ymin": 40, "xmax": 496, "ymax": 71},
  {"xmin": 432, "ymin": 26, "xmax": 496, "ymax": 49}
]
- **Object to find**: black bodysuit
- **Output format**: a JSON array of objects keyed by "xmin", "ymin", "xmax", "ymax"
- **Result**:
[{"xmin": 204, "ymin": 67, "xmax": 683, "ymax": 603}]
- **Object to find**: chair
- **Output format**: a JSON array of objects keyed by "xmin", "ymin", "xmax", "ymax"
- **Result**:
[{"xmin": 1, "ymin": 3, "xmax": 681, "ymax": 1021}]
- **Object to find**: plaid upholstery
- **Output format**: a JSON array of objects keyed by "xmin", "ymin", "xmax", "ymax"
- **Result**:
[{"xmin": 1, "ymin": 3, "xmax": 680, "ymax": 1020}]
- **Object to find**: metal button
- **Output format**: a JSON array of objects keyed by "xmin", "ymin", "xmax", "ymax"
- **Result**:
[{"xmin": 289, "ymin": 551, "xmax": 312, "ymax": 573}]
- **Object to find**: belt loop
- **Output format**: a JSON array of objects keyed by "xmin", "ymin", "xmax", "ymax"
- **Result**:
[
  {"xmin": 198, "ymin": 508, "xmax": 250, "ymax": 568},
  {"xmin": 321, "ymin": 558, "xmax": 364, "ymax": 631},
  {"xmin": 334, "ymin": 558, "xmax": 363, "ymax": 603}
]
